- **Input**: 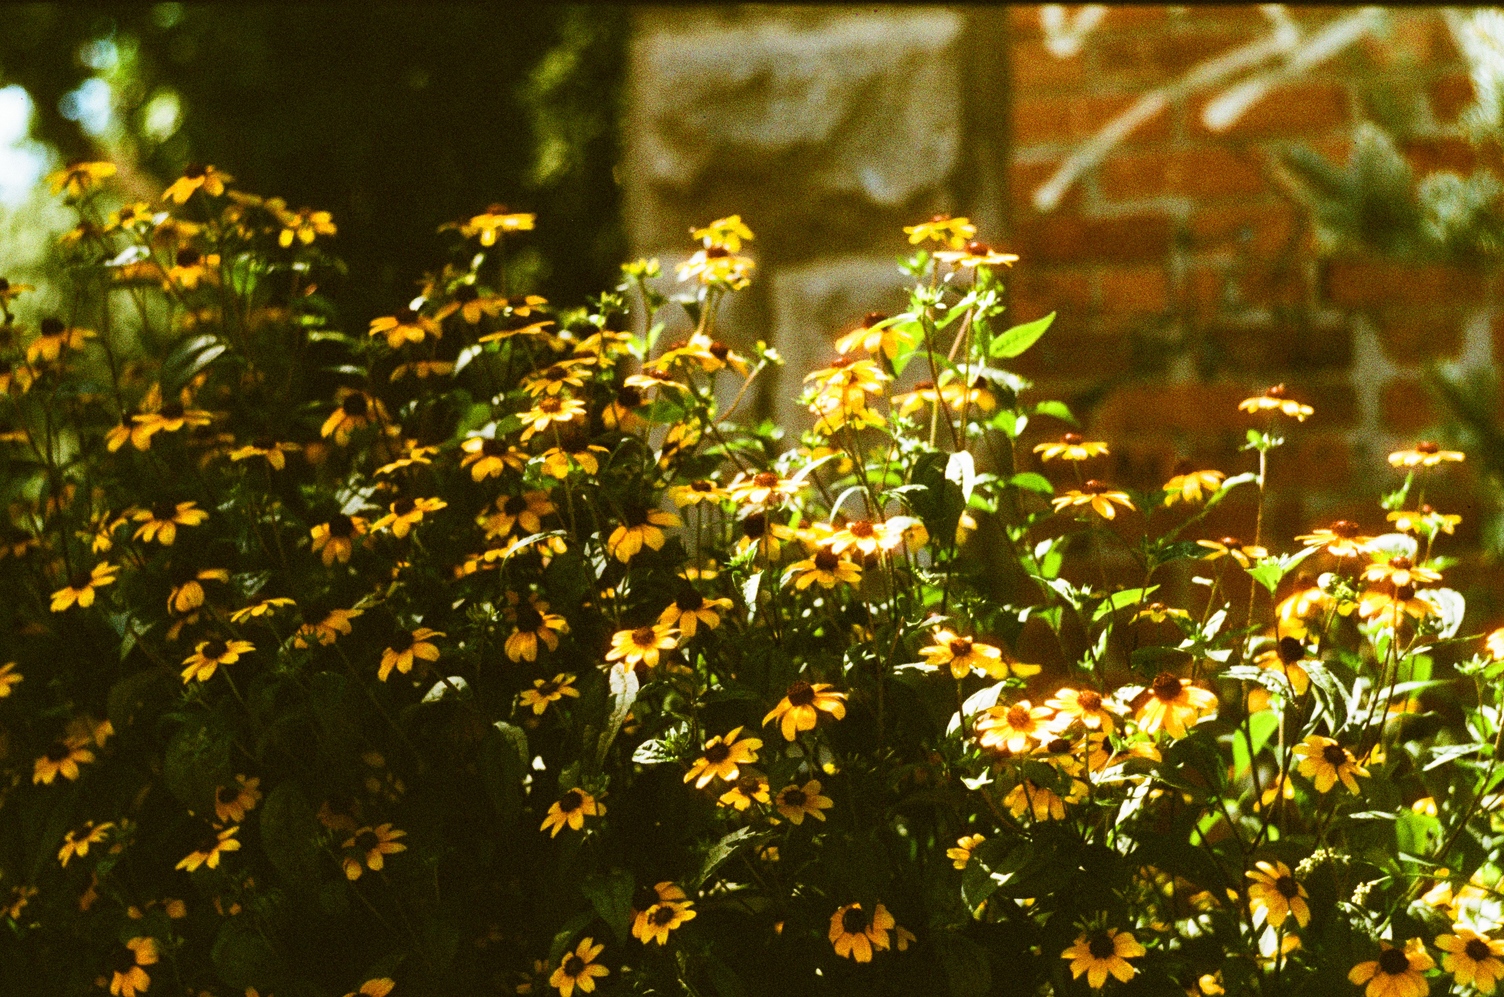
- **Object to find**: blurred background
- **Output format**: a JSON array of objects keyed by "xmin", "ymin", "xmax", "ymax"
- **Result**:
[{"xmin": 5, "ymin": 3, "xmax": 1504, "ymax": 593}]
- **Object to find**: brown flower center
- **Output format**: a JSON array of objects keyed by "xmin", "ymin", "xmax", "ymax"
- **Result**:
[
  {"xmin": 841, "ymin": 907, "xmax": 868, "ymax": 934},
  {"xmin": 862, "ymin": 311, "xmax": 887, "ymax": 328},
  {"xmin": 703, "ymin": 742, "xmax": 731, "ymax": 764},
  {"xmin": 949, "ymin": 638, "xmax": 973, "ymax": 658},
  {"xmin": 41, "ymin": 317, "xmax": 65, "ymax": 337},
  {"xmin": 562, "ymin": 955, "xmax": 586, "ymax": 976},
  {"xmin": 1082, "ymin": 480, "xmax": 1109, "ymax": 494},
  {"xmin": 1274, "ymin": 875, "xmax": 1299, "ymax": 899},
  {"xmin": 813, "ymin": 550, "xmax": 840, "ymax": 572},
  {"xmin": 151, "ymin": 501, "xmax": 178, "ymax": 521},
  {"xmin": 1322, "ymin": 744, "xmax": 1348, "ymax": 767},
  {"xmin": 1276, "ymin": 637, "xmax": 1305, "ymax": 664},
  {"xmin": 848, "ymin": 520, "xmax": 875, "ymax": 538},
  {"xmin": 675, "ymin": 589, "xmax": 704, "ymax": 612},
  {"xmin": 753, "ymin": 472, "xmax": 779, "ymax": 488},
  {"xmin": 558, "ymin": 790, "xmax": 583, "ymax": 813},
  {"xmin": 615, "ymin": 385, "xmax": 644, "ymax": 408},
  {"xmin": 786, "ymin": 680, "xmax": 815, "ymax": 707},
  {"xmin": 1466, "ymin": 938, "xmax": 1493, "ymax": 961},
  {"xmin": 516, "ymin": 605, "xmax": 544, "ymax": 632},
  {"xmin": 388, "ymin": 630, "xmax": 415, "ymax": 653},
  {"xmin": 1077, "ymin": 690, "xmax": 1103, "ymax": 711},
  {"xmin": 341, "ymin": 394, "xmax": 369, "ymax": 417},
  {"xmin": 201, "ymin": 639, "xmax": 229, "ymax": 660},
  {"xmin": 742, "ymin": 513, "xmax": 767, "ymax": 539},
  {"xmin": 328, "ymin": 514, "xmax": 355, "ymax": 538},
  {"xmin": 1087, "ymin": 932, "xmax": 1116, "ymax": 959},
  {"xmin": 1415, "ymin": 441, "xmax": 1440, "ymax": 454},
  {"xmin": 1377, "ymin": 948, "xmax": 1410, "ymax": 975},
  {"xmin": 1151, "ymin": 673, "xmax": 1183, "ymax": 701},
  {"xmin": 1063, "ymin": 432, "xmax": 1083, "ymax": 445},
  {"xmin": 650, "ymin": 905, "xmax": 678, "ymax": 926},
  {"xmin": 704, "ymin": 245, "xmax": 729, "ymax": 259},
  {"xmin": 1328, "ymin": 520, "xmax": 1360, "ymax": 538},
  {"xmin": 175, "ymin": 247, "xmax": 201, "ymax": 267},
  {"xmin": 1264, "ymin": 384, "xmax": 1287, "ymax": 399},
  {"xmin": 1006, "ymin": 705, "xmax": 1031, "ymax": 727},
  {"xmin": 45, "ymin": 740, "xmax": 71, "ymax": 762},
  {"xmin": 782, "ymin": 788, "xmax": 807, "ymax": 808},
  {"xmin": 504, "ymin": 494, "xmax": 529, "ymax": 515},
  {"xmin": 109, "ymin": 946, "xmax": 141, "ymax": 973},
  {"xmin": 631, "ymin": 626, "xmax": 656, "ymax": 648}
]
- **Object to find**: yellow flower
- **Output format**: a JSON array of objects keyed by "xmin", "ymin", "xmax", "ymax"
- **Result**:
[
  {"xmin": 549, "ymin": 937, "xmax": 608, "ymax": 997},
  {"xmin": 1389, "ymin": 440, "xmax": 1465, "ymax": 468},
  {"xmin": 163, "ymin": 163, "xmax": 232, "ymax": 203},
  {"xmin": 976, "ymin": 701, "xmax": 1055, "ymax": 753},
  {"xmin": 506, "ymin": 600, "xmax": 569, "ymax": 662},
  {"xmin": 684, "ymin": 727, "xmax": 762, "ymax": 789},
  {"xmin": 1358, "ymin": 582, "xmax": 1434, "ymax": 628},
  {"xmin": 1276, "ymin": 584, "xmax": 1335, "ymax": 641},
  {"xmin": 835, "ymin": 311, "xmax": 914, "ymax": 360},
  {"xmin": 787, "ymin": 548, "xmax": 862, "ymax": 590},
  {"xmin": 1047, "ymin": 687, "xmax": 1117, "ymax": 734},
  {"xmin": 1163, "ymin": 469, "xmax": 1225, "ymax": 505},
  {"xmin": 1295, "ymin": 519, "xmax": 1377, "ymax": 558},
  {"xmin": 717, "ymin": 770, "xmax": 770, "ymax": 811},
  {"xmin": 829, "ymin": 902, "xmax": 895, "ymax": 962},
  {"xmin": 1488, "ymin": 627, "xmax": 1504, "ymax": 662},
  {"xmin": 228, "ymin": 437, "xmax": 300, "ymax": 470},
  {"xmin": 26, "ymin": 317, "xmax": 94, "ymax": 364},
  {"xmin": 378, "ymin": 627, "xmax": 444, "ymax": 681},
  {"xmin": 165, "ymin": 247, "xmax": 220, "ymax": 289},
  {"xmin": 606, "ymin": 624, "xmax": 678, "ymax": 670},
  {"xmin": 1005, "ymin": 777, "xmax": 1085, "ymax": 820},
  {"xmin": 657, "ymin": 588, "xmax": 732, "ymax": 638},
  {"xmin": 1436, "ymin": 925, "xmax": 1504, "ymax": 994},
  {"xmin": 726, "ymin": 470, "xmax": 802, "ymax": 507},
  {"xmin": 1052, "ymin": 480, "xmax": 1136, "ymax": 520},
  {"xmin": 541, "ymin": 788, "xmax": 604, "ymax": 837},
  {"xmin": 775, "ymin": 779, "xmax": 833, "ymax": 824},
  {"xmin": 0, "ymin": 661, "xmax": 21, "ymax": 698},
  {"xmin": 463, "ymin": 204, "xmax": 535, "ymax": 246},
  {"xmin": 933, "ymin": 239, "xmax": 1019, "ymax": 269},
  {"xmin": 48, "ymin": 160, "xmax": 116, "ymax": 198},
  {"xmin": 33, "ymin": 736, "xmax": 95, "ymax": 784},
  {"xmin": 341, "ymin": 823, "xmax": 407, "ymax": 879},
  {"xmin": 107, "ymin": 937, "xmax": 159, "ymax": 997},
  {"xmin": 181, "ymin": 638, "xmax": 254, "ymax": 684},
  {"xmin": 1348, "ymin": 939, "xmax": 1434, "ymax": 997},
  {"xmin": 1294, "ymin": 735, "xmax": 1368, "ymax": 794},
  {"xmin": 294, "ymin": 606, "xmax": 362, "ymax": 648},
  {"xmin": 519, "ymin": 673, "xmax": 580, "ymax": 715},
  {"xmin": 633, "ymin": 898, "xmax": 697, "ymax": 946},
  {"xmin": 1255, "ymin": 637, "xmax": 1313, "ymax": 696},
  {"xmin": 58, "ymin": 821, "xmax": 113, "ymax": 866},
  {"xmin": 1388, "ymin": 506, "xmax": 1461, "ymax": 536},
  {"xmin": 130, "ymin": 386, "xmax": 214, "ymax": 448},
  {"xmin": 369, "ymin": 308, "xmax": 440, "ymax": 348},
  {"xmin": 606, "ymin": 508, "xmax": 680, "ymax": 562},
  {"xmin": 310, "ymin": 514, "xmax": 368, "ymax": 566},
  {"xmin": 763, "ymin": 680, "xmax": 847, "ymax": 741},
  {"xmin": 372, "ymin": 496, "xmax": 447, "ymax": 538},
  {"xmin": 947, "ymin": 833, "xmax": 986, "ymax": 870},
  {"xmin": 1238, "ymin": 384, "xmax": 1313, "ymax": 421},
  {"xmin": 630, "ymin": 882, "xmax": 689, "ymax": 937},
  {"xmin": 519, "ymin": 396, "xmax": 586, "ymax": 441},
  {"xmin": 1034, "ymin": 433, "xmax": 1109, "ymax": 462},
  {"xmin": 903, "ymin": 213, "xmax": 976, "ymax": 249},
  {"xmin": 676, "ymin": 246, "xmax": 753, "ymax": 290},
  {"xmin": 524, "ymin": 360, "xmax": 591, "ymax": 398},
  {"xmin": 175, "ymin": 825, "xmax": 241, "ymax": 871},
  {"xmin": 461, "ymin": 437, "xmax": 528, "ymax": 481},
  {"xmin": 1246, "ymin": 860, "xmax": 1310, "ymax": 928},
  {"xmin": 1062, "ymin": 928, "xmax": 1145, "ymax": 990},
  {"xmin": 214, "ymin": 775, "xmax": 263, "ymax": 823},
  {"xmin": 375, "ymin": 443, "xmax": 440, "ymax": 477},
  {"xmin": 1134, "ymin": 673, "xmax": 1217, "ymax": 739},
  {"xmin": 131, "ymin": 500, "xmax": 209, "ymax": 545},
  {"xmin": 321, "ymin": 388, "xmax": 387, "ymax": 444},
  {"xmin": 434, "ymin": 282, "xmax": 506, "ymax": 324},
  {"xmin": 276, "ymin": 206, "xmax": 336, "ymax": 247},
  {"xmin": 1362, "ymin": 555, "xmax": 1441, "ymax": 590},
  {"xmin": 920, "ymin": 629, "xmax": 1021, "ymax": 680},
  {"xmin": 691, "ymin": 215, "xmax": 754, "ymax": 252},
  {"xmin": 825, "ymin": 517, "xmax": 917, "ymax": 558}
]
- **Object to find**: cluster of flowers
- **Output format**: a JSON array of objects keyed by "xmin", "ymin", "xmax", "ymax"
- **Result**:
[{"xmin": 2, "ymin": 157, "xmax": 1504, "ymax": 997}]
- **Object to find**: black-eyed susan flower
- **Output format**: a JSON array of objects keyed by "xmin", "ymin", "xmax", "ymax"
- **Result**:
[
  {"xmin": 165, "ymin": 246, "xmax": 220, "ymax": 289},
  {"xmin": 1134, "ymin": 601, "xmax": 1190, "ymax": 624},
  {"xmin": 321, "ymin": 388, "xmax": 386, "ymax": 445},
  {"xmin": 276, "ymin": 206, "xmax": 336, "ymax": 247},
  {"xmin": 506, "ymin": 600, "xmax": 569, "ymax": 662},
  {"xmin": 828, "ymin": 903, "xmax": 894, "ymax": 962},
  {"xmin": 163, "ymin": 163, "xmax": 232, "ymax": 203},
  {"xmin": 294, "ymin": 606, "xmax": 362, "ymax": 648},
  {"xmin": 726, "ymin": 470, "xmax": 801, "ymax": 507},
  {"xmin": 0, "ymin": 274, "xmax": 32, "ymax": 307},
  {"xmin": 1348, "ymin": 939, "xmax": 1434, "ymax": 997},
  {"xmin": 1052, "ymin": 480, "xmax": 1136, "ymax": 520},
  {"xmin": 835, "ymin": 310, "xmax": 914, "ymax": 360},
  {"xmin": 26, "ymin": 317, "xmax": 94, "ymax": 364},
  {"xmin": 58, "ymin": 821, "xmax": 113, "ymax": 866},
  {"xmin": 1388, "ymin": 506, "xmax": 1461, "ymax": 536},
  {"xmin": 339, "ymin": 979, "xmax": 395, "ymax": 997},
  {"xmin": 1196, "ymin": 536, "xmax": 1268, "ymax": 568},
  {"xmin": 129, "ymin": 389, "xmax": 214, "ymax": 449},
  {"xmin": 763, "ymin": 680, "xmax": 847, "ymax": 741},
  {"xmin": 1295, "ymin": 520, "xmax": 1376, "ymax": 558},
  {"xmin": 105, "ymin": 937, "xmax": 159, "ymax": 997},
  {"xmin": 378, "ymin": 627, "xmax": 444, "ymax": 681},
  {"xmin": 1436, "ymin": 925, "xmax": 1504, "ymax": 994},
  {"xmin": 1062, "ymin": 928, "xmax": 1145, "ymax": 989},
  {"xmin": 33, "ymin": 736, "xmax": 94, "ymax": 784},
  {"xmin": 920, "ymin": 628, "xmax": 1010, "ymax": 680},
  {"xmin": 634, "ymin": 898, "xmax": 697, "ymax": 946},
  {"xmin": 311, "ymin": 514, "xmax": 368, "ymax": 566},
  {"xmin": 683, "ymin": 727, "xmax": 762, "ymax": 789},
  {"xmin": 541, "ymin": 443, "xmax": 610, "ymax": 479},
  {"xmin": 1239, "ymin": 384, "xmax": 1313, "ymax": 421},
  {"xmin": 774, "ymin": 779, "xmax": 833, "ymax": 824},
  {"xmin": 1362, "ymin": 555, "xmax": 1441, "ymax": 590},
  {"xmin": 524, "ymin": 360, "xmax": 591, "ymax": 398},
  {"xmin": 181, "ymin": 638, "xmax": 253, "ymax": 684},
  {"xmin": 1276, "ymin": 584, "xmax": 1335, "ymax": 640},
  {"xmin": 463, "ymin": 204, "xmax": 535, "ymax": 246},
  {"xmin": 1294, "ymin": 735, "xmax": 1368, "ymax": 794},
  {"xmin": 540, "ymin": 788, "xmax": 604, "ymax": 837},
  {"xmin": 1247, "ymin": 860, "xmax": 1310, "ymax": 928},
  {"xmin": 0, "ymin": 661, "xmax": 20, "ymax": 697},
  {"xmin": 372, "ymin": 496, "xmax": 447, "ymax": 539},
  {"xmin": 787, "ymin": 548, "xmax": 861, "ymax": 590},
  {"xmin": 934, "ymin": 239, "xmax": 1018, "ymax": 268},
  {"xmin": 718, "ymin": 770, "xmax": 770, "ymax": 811},
  {"xmin": 947, "ymin": 833, "xmax": 985, "ymax": 870},
  {"xmin": 461, "ymin": 437, "xmax": 528, "ymax": 481},
  {"xmin": 1358, "ymin": 582, "xmax": 1433, "ymax": 628},
  {"xmin": 1134, "ymin": 673, "xmax": 1217, "ymax": 739},
  {"xmin": 175, "ymin": 826, "xmax": 241, "ymax": 871},
  {"xmin": 519, "ymin": 673, "xmax": 579, "ymax": 715},
  {"xmin": 1389, "ymin": 440, "xmax": 1465, "ymax": 468},
  {"xmin": 606, "ymin": 624, "xmax": 677, "ymax": 670},
  {"xmin": 630, "ymin": 882, "xmax": 689, "ymax": 936},
  {"xmin": 1163, "ymin": 468, "xmax": 1225, "ymax": 505},
  {"xmin": 677, "ymin": 244, "xmax": 753, "ymax": 290},
  {"xmin": 49, "ymin": 160, "xmax": 116, "ymax": 198},
  {"xmin": 692, "ymin": 214, "xmax": 753, "ymax": 251},
  {"xmin": 131, "ymin": 500, "xmax": 208, "ymax": 545},
  {"xmin": 825, "ymin": 517, "xmax": 914, "ymax": 558},
  {"xmin": 1255, "ymin": 636, "xmax": 1313, "ymax": 696},
  {"xmin": 1047, "ymin": 687, "xmax": 1117, "ymax": 734},
  {"xmin": 737, "ymin": 510, "xmax": 796, "ymax": 560},
  {"xmin": 228, "ymin": 436, "xmax": 300, "ymax": 470},
  {"xmin": 434, "ymin": 282, "xmax": 506, "ymax": 324},
  {"xmin": 50, "ymin": 561, "xmax": 119, "ymax": 612},
  {"xmin": 976, "ymin": 701, "xmax": 1055, "ymax": 753},
  {"xmin": 214, "ymin": 775, "xmax": 262, "ymax": 823},
  {"xmin": 519, "ymin": 396, "xmax": 586, "ymax": 441},
  {"xmin": 341, "ymin": 823, "xmax": 406, "ymax": 879},
  {"xmin": 1005, "ymin": 776, "xmax": 1085, "ymax": 821},
  {"xmin": 1489, "ymin": 627, "xmax": 1504, "ymax": 662},
  {"xmin": 657, "ymin": 587, "xmax": 732, "ymax": 638},
  {"xmin": 903, "ymin": 213, "xmax": 976, "ymax": 248},
  {"xmin": 1034, "ymin": 432, "xmax": 1108, "ymax": 462},
  {"xmin": 605, "ymin": 508, "xmax": 680, "ymax": 563},
  {"xmin": 668, "ymin": 479, "xmax": 727, "ymax": 508},
  {"xmin": 549, "ymin": 937, "xmax": 608, "ymax": 997},
  {"xmin": 369, "ymin": 308, "xmax": 439, "ymax": 348}
]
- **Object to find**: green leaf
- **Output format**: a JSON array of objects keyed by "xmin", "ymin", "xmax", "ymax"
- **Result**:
[
  {"xmin": 935, "ymin": 931, "xmax": 992, "ymax": 996},
  {"xmin": 260, "ymin": 781, "xmax": 322, "ymax": 888},
  {"xmin": 1245, "ymin": 546, "xmax": 1320, "ymax": 595},
  {"xmin": 581, "ymin": 869, "xmax": 635, "ymax": 942},
  {"xmin": 163, "ymin": 719, "xmax": 233, "ymax": 814},
  {"xmin": 694, "ymin": 826, "xmax": 757, "ymax": 890},
  {"xmin": 595, "ymin": 665, "xmax": 638, "ymax": 768},
  {"xmin": 212, "ymin": 922, "xmax": 281, "ymax": 992},
  {"xmin": 1031, "ymin": 399, "xmax": 1076, "ymax": 424},
  {"xmin": 989, "ymin": 311, "xmax": 1055, "ymax": 358},
  {"xmin": 1008, "ymin": 472, "xmax": 1053, "ymax": 495},
  {"xmin": 481, "ymin": 721, "xmax": 529, "ymax": 822},
  {"xmin": 1091, "ymin": 586, "xmax": 1158, "ymax": 623}
]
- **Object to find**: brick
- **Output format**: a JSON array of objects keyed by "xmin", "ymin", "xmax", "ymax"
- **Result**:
[
  {"xmin": 1100, "ymin": 264, "xmax": 1170, "ymax": 314},
  {"xmin": 1094, "ymin": 29, "xmax": 1246, "ymax": 89},
  {"xmin": 1006, "ymin": 5, "xmax": 1043, "ymax": 39},
  {"xmin": 1205, "ymin": 319, "xmax": 1351, "ymax": 373},
  {"xmin": 1009, "ymin": 157, "xmax": 1082, "ymax": 213},
  {"xmin": 1324, "ymin": 260, "xmax": 1489, "ymax": 308},
  {"xmin": 1014, "ymin": 93, "xmax": 1171, "ymax": 147},
  {"xmin": 1430, "ymin": 72, "xmax": 1476, "ymax": 122},
  {"xmin": 1100, "ymin": 146, "xmax": 1268, "ymax": 201},
  {"xmin": 1381, "ymin": 377, "xmax": 1439, "ymax": 435},
  {"xmin": 1100, "ymin": 6, "xmax": 1172, "ymax": 32},
  {"xmin": 1281, "ymin": 432, "xmax": 1356, "ymax": 493},
  {"xmin": 1094, "ymin": 382, "xmax": 1254, "ymax": 438},
  {"xmin": 1375, "ymin": 310, "xmax": 1464, "ymax": 364},
  {"xmin": 1401, "ymin": 137, "xmax": 1477, "ymax": 177},
  {"xmin": 1191, "ymin": 81, "xmax": 1348, "ymax": 139},
  {"xmin": 1183, "ymin": 5, "xmax": 1283, "ymax": 33},
  {"xmin": 1008, "ymin": 266, "xmax": 1094, "ymax": 319},
  {"xmin": 1012, "ymin": 327, "xmax": 1135, "ymax": 382},
  {"xmin": 1188, "ymin": 203, "xmax": 1299, "ymax": 258},
  {"xmin": 1010, "ymin": 39, "xmax": 1085, "ymax": 91},
  {"xmin": 1013, "ymin": 213, "xmax": 1175, "ymax": 265}
]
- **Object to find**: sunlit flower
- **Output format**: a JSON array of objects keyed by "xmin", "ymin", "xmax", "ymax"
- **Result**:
[
  {"xmin": 684, "ymin": 727, "xmax": 762, "ymax": 789},
  {"xmin": 718, "ymin": 770, "xmax": 770, "ymax": 811},
  {"xmin": 630, "ymin": 882, "xmax": 690, "ymax": 939},
  {"xmin": 310, "ymin": 514, "xmax": 368, "ymax": 565},
  {"xmin": 835, "ymin": 311, "xmax": 915, "ymax": 360},
  {"xmin": 181, "ymin": 638, "xmax": 254, "ymax": 684},
  {"xmin": 163, "ymin": 163, "xmax": 232, "ymax": 203},
  {"xmin": 903, "ymin": 213, "xmax": 976, "ymax": 249},
  {"xmin": 519, "ymin": 673, "xmax": 580, "ymax": 715},
  {"xmin": 33, "ymin": 736, "xmax": 94, "ymax": 785},
  {"xmin": 657, "ymin": 587, "xmax": 732, "ymax": 638},
  {"xmin": 787, "ymin": 548, "xmax": 862, "ymax": 590},
  {"xmin": 829, "ymin": 902, "xmax": 895, "ymax": 962},
  {"xmin": 214, "ymin": 775, "xmax": 263, "ymax": 823},
  {"xmin": 947, "ymin": 833, "xmax": 985, "ymax": 870},
  {"xmin": 1358, "ymin": 582, "xmax": 1434, "ymax": 627},
  {"xmin": 1348, "ymin": 939, "xmax": 1433, "ymax": 997},
  {"xmin": 26, "ymin": 317, "xmax": 94, "ymax": 364},
  {"xmin": 549, "ymin": 937, "xmax": 608, "ymax": 997},
  {"xmin": 0, "ymin": 661, "xmax": 21, "ymax": 698},
  {"xmin": 294, "ymin": 606, "xmax": 362, "ymax": 648},
  {"xmin": 1435, "ymin": 925, "xmax": 1504, "ymax": 994},
  {"xmin": 321, "ymin": 388, "xmax": 387, "ymax": 445},
  {"xmin": 606, "ymin": 508, "xmax": 680, "ymax": 562},
  {"xmin": 1247, "ymin": 860, "xmax": 1310, "ymax": 928},
  {"xmin": 524, "ymin": 360, "xmax": 591, "ymax": 399},
  {"xmin": 1135, "ymin": 674, "xmax": 1217, "ymax": 739},
  {"xmin": 1388, "ymin": 506, "xmax": 1461, "ymax": 536},
  {"xmin": 106, "ymin": 936, "xmax": 159, "ymax": 997},
  {"xmin": 1276, "ymin": 584, "xmax": 1335, "ymax": 641},
  {"xmin": 606, "ymin": 624, "xmax": 678, "ymax": 670},
  {"xmin": 463, "ymin": 204, "xmax": 535, "ymax": 246},
  {"xmin": 677, "ymin": 245, "xmax": 754, "ymax": 290},
  {"xmin": 49, "ymin": 160, "xmax": 116, "ymax": 198},
  {"xmin": 519, "ymin": 396, "xmax": 587, "ymax": 441},
  {"xmin": 691, "ymin": 215, "xmax": 753, "ymax": 251},
  {"xmin": 505, "ymin": 598, "xmax": 568, "ymax": 662},
  {"xmin": 1196, "ymin": 536, "xmax": 1267, "ymax": 568},
  {"xmin": 369, "ymin": 308, "xmax": 439, "ymax": 348},
  {"xmin": 131, "ymin": 500, "xmax": 208, "ymax": 545},
  {"xmin": 825, "ymin": 517, "xmax": 916, "ymax": 557},
  {"xmin": 1052, "ymin": 480, "xmax": 1136, "ymax": 520},
  {"xmin": 1163, "ymin": 469, "xmax": 1225, "ymax": 505},
  {"xmin": 763, "ymin": 680, "xmax": 847, "ymax": 741},
  {"xmin": 726, "ymin": 470, "xmax": 801, "ymax": 507},
  {"xmin": 977, "ymin": 701, "xmax": 1055, "ymax": 753},
  {"xmin": 1239, "ymin": 384, "xmax": 1313, "ymax": 421},
  {"xmin": 1005, "ymin": 777, "xmax": 1085, "ymax": 821},
  {"xmin": 130, "ymin": 387, "xmax": 214, "ymax": 448},
  {"xmin": 1047, "ymin": 687, "xmax": 1118, "ymax": 734},
  {"xmin": 461, "ymin": 437, "xmax": 528, "ymax": 481},
  {"xmin": 634, "ymin": 896, "xmax": 697, "ymax": 946},
  {"xmin": 58, "ymin": 821, "xmax": 113, "ymax": 866},
  {"xmin": 540, "ymin": 443, "xmax": 610, "ymax": 479},
  {"xmin": 341, "ymin": 823, "xmax": 407, "ymax": 879},
  {"xmin": 1389, "ymin": 441, "xmax": 1465, "ymax": 468},
  {"xmin": 1062, "ymin": 928, "xmax": 1144, "ymax": 990},
  {"xmin": 1362, "ymin": 555, "xmax": 1441, "ymax": 589},
  {"xmin": 165, "ymin": 247, "xmax": 221, "ymax": 289},
  {"xmin": 50, "ymin": 562, "xmax": 119, "ymax": 612},
  {"xmin": 339, "ymin": 979, "xmax": 395, "ymax": 997},
  {"xmin": 1295, "ymin": 520, "xmax": 1376, "ymax": 559},
  {"xmin": 1034, "ymin": 433, "xmax": 1109, "ymax": 462},
  {"xmin": 480, "ymin": 491, "xmax": 555, "ymax": 541},
  {"xmin": 175, "ymin": 825, "xmax": 241, "ymax": 872},
  {"xmin": 228, "ymin": 436, "xmax": 300, "ymax": 470},
  {"xmin": 1488, "ymin": 628, "xmax": 1504, "ymax": 662},
  {"xmin": 933, "ymin": 240, "xmax": 1019, "ymax": 269},
  {"xmin": 920, "ymin": 629, "xmax": 1012, "ymax": 680},
  {"xmin": 541, "ymin": 788, "xmax": 604, "ymax": 837},
  {"xmin": 434, "ymin": 282, "xmax": 506, "ymax": 324},
  {"xmin": 276, "ymin": 206, "xmax": 336, "ymax": 247},
  {"xmin": 378, "ymin": 627, "xmax": 444, "ymax": 681},
  {"xmin": 1293, "ymin": 735, "xmax": 1368, "ymax": 794},
  {"xmin": 1255, "ymin": 636, "xmax": 1313, "ymax": 696},
  {"xmin": 372, "ymin": 496, "xmax": 447, "ymax": 538},
  {"xmin": 775, "ymin": 779, "xmax": 833, "ymax": 824}
]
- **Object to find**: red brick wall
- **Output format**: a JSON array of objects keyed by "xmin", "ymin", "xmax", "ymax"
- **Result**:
[{"xmin": 1001, "ymin": 5, "xmax": 1494, "ymax": 548}]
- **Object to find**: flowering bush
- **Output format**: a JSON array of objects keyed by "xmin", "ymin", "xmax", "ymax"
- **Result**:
[{"xmin": 3, "ymin": 160, "xmax": 1504, "ymax": 997}]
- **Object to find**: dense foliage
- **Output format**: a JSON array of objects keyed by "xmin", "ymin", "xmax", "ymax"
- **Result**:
[{"xmin": 4, "ymin": 160, "xmax": 1504, "ymax": 997}]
